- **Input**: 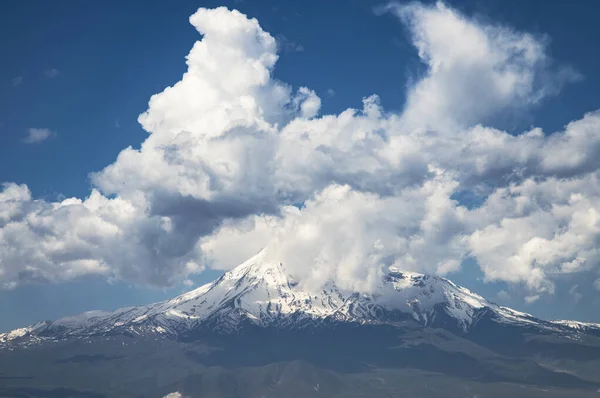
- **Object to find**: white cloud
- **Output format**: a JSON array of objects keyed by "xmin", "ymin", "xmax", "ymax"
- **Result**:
[
  {"xmin": 386, "ymin": 1, "xmax": 579, "ymax": 132},
  {"xmin": 496, "ymin": 290, "xmax": 512, "ymax": 302},
  {"xmin": 44, "ymin": 68, "xmax": 60, "ymax": 78},
  {"xmin": 263, "ymin": 172, "xmax": 467, "ymax": 293},
  {"xmin": 11, "ymin": 76, "xmax": 23, "ymax": 86},
  {"xmin": 0, "ymin": 3, "xmax": 598, "ymax": 303},
  {"xmin": 466, "ymin": 173, "xmax": 600, "ymax": 293},
  {"xmin": 0, "ymin": 184, "xmax": 210, "ymax": 288},
  {"xmin": 275, "ymin": 34, "xmax": 304, "ymax": 52},
  {"xmin": 569, "ymin": 284, "xmax": 583, "ymax": 303},
  {"xmin": 203, "ymin": 170, "xmax": 467, "ymax": 293},
  {"xmin": 163, "ymin": 393, "xmax": 184, "ymax": 398},
  {"xmin": 0, "ymin": 7, "xmax": 309, "ymax": 288},
  {"xmin": 198, "ymin": 214, "xmax": 283, "ymax": 271},
  {"xmin": 23, "ymin": 128, "xmax": 55, "ymax": 144}
]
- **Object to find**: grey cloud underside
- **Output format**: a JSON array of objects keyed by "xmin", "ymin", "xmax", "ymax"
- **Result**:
[{"xmin": 0, "ymin": 3, "xmax": 599, "ymax": 301}]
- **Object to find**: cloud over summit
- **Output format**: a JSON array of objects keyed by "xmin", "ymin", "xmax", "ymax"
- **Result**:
[{"xmin": 0, "ymin": 3, "xmax": 599, "ymax": 301}]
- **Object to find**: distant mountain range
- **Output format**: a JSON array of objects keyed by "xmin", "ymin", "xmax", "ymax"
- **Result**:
[{"xmin": 2, "ymin": 251, "xmax": 600, "ymax": 397}]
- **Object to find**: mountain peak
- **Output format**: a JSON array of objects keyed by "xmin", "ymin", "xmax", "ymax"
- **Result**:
[{"xmin": 1, "ymin": 251, "xmax": 596, "ymax": 348}]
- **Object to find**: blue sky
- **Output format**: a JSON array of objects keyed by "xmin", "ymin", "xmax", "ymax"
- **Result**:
[{"xmin": 1, "ymin": 0, "xmax": 600, "ymax": 332}]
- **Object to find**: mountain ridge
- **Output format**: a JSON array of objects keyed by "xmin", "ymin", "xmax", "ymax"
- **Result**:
[
  {"xmin": 3, "ymin": 251, "xmax": 600, "ymax": 397},
  {"xmin": 2, "ymin": 249, "xmax": 599, "ymax": 348}
]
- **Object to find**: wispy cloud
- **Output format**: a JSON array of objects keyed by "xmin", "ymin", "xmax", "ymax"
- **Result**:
[
  {"xmin": 327, "ymin": 88, "xmax": 335, "ymax": 97},
  {"xmin": 275, "ymin": 34, "xmax": 304, "ymax": 52},
  {"xmin": 11, "ymin": 76, "xmax": 23, "ymax": 86},
  {"xmin": 496, "ymin": 290, "xmax": 512, "ymax": 302},
  {"xmin": 44, "ymin": 68, "xmax": 60, "ymax": 78},
  {"xmin": 23, "ymin": 128, "xmax": 55, "ymax": 144},
  {"xmin": 569, "ymin": 284, "xmax": 583, "ymax": 303}
]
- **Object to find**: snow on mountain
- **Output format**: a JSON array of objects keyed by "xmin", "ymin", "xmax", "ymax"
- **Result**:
[
  {"xmin": 1, "ymin": 249, "xmax": 598, "ymax": 348},
  {"xmin": 550, "ymin": 320, "xmax": 600, "ymax": 333}
]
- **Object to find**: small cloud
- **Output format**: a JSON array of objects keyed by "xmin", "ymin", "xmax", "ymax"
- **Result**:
[
  {"xmin": 275, "ymin": 34, "xmax": 304, "ymax": 52},
  {"xmin": 524, "ymin": 294, "xmax": 540, "ymax": 304},
  {"xmin": 568, "ymin": 284, "xmax": 583, "ymax": 303},
  {"xmin": 44, "ymin": 68, "xmax": 59, "ymax": 78},
  {"xmin": 115, "ymin": 120, "xmax": 121, "ymax": 128},
  {"xmin": 496, "ymin": 289, "xmax": 511, "ymax": 302},
  {"xmin": 12, "ymin": 76, "xmax": 23, "ymax": 86},
  {"xmin": 182, "ymin": 279, "xmax": 194, "ymax": 287},
  {"xmin": 327, "ymin": 88, "xmax": 336, "ymax": 97},
  {"xmin": 594, "ymin": 278, "xmax": 600, "ymax": 291},
  {"xmin": 162, "ymin": 393, "xmax": 184, "ymax": 398},
  {"xmin": 23, "ymin": 128, "xmax": 56, "ymax": 144}
]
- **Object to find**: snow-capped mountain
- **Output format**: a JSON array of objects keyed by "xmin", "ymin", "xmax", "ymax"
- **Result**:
[{"xmin": 2, "ymin": 250, "xmax": 599, "ymax": 348}]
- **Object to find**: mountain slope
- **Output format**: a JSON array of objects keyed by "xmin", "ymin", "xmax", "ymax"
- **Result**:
[
  {"xmin": 2, "ymin": 250, "xmax": 598, "ymax": 348},
  {"xmin": 3, "ymin": 251, "xmax": 600, "ymax": 397}
]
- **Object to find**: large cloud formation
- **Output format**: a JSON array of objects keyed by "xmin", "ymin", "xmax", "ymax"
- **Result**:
[{"xmin": 1, "ymin": 3, "xmax": 598, "ymax": 300}]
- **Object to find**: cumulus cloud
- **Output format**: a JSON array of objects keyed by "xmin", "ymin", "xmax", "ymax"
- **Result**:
[
  {"xmin": 0, "ymin": 184, "xmax": 198, "ymax": 288},
  {"xmin": 162, "ymin": 393, "xmax": 185, "ymax": 398},
  {"xmin": 386, "ymin": 1, "xmax": 580, "ymax": 132},
  {"xmin": 197, "ymin": 214, "xmax": 283, "ymax": 271},
  {"xmin": 465, "ymin": 172, "xmax": 600, "ymax": 293},
  {"xmin": 263, "ymin": 172, "xmax": 467, "ymax": 292},
  {"xmin": 1, "ymin": 7, "xmax": 310, "ymax": 288},
  {"xmin": 23, "ymin": 128, "xmax": 55, "ymax": 144},
  {"xmin": 0, "ymin": 3, "xmax": 598, "ymax": 301}
]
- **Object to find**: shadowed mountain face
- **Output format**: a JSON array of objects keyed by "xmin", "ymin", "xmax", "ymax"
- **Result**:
[{"xmin": 2, "ymin": 251, "xmax": 600, "ymax": 397}]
